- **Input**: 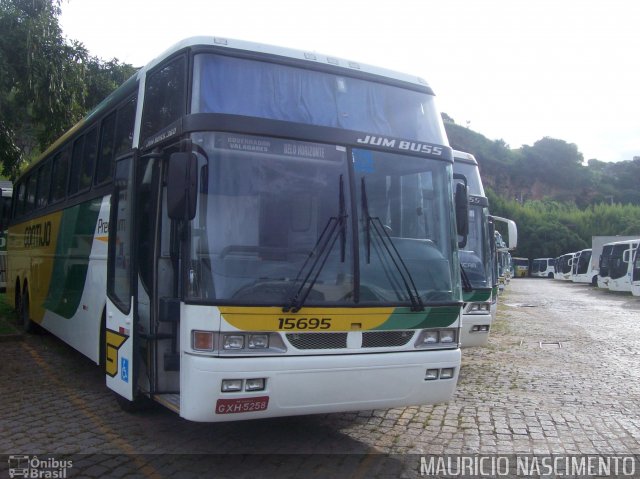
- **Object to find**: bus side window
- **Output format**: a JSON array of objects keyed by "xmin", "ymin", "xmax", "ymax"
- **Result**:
[
  {"xmin": 15, "ymin": 181, "xmax": 26, "ymax": 218},
  {"xmin": 24, "ymin": 174, "xmax": 37, "ymax": 213},
  {"xmin": 68, "ymin": 136, "xmax": 85, "ymax": 195},
  {"xmin": 114, "ymin": 96, "xmax": 137, "ymax": 157},
  {"xmin": 141, "ymin": 56, "xmax": 186, "ymax": 142},
  {"xmin": 50, "ymin": 148, "xmax": 70, "ymax": 203},
  {"xmin": 36, "ymin": 160, "xmax": 51, "ymax": 209},
  {"xmin": 80, "ymin": 128, "xmax": 98, "ymax": 191},
  {"xmin": 96, "ymin": 111, "xmax": 116, "ymax": 185}
]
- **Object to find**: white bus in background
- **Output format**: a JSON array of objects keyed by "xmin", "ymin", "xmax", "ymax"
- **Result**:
[
  {"xmin": 592, "ymin": 235, "xmax": 639, "ymax": 288},
  {"xmin": 530, "ymin": 258, "xmax": 555, "ymax": 278},
  {"xmin": 632, "ymin": 248, "xmax": 640, "ymax": 297},
  {"xmin": 605, "ymin": 239, "xmax": 640, "ymax": 293},
  {"xmin": 512, "ymin": 257, "xmax": 529, "ymax": 278},
  {"xmin": 571, "ymin": 248, "xmax": 597, "ymax": 285},
  {"xmin": 554, "ymin": 252, "xmax": 575, "ymax": 280}
]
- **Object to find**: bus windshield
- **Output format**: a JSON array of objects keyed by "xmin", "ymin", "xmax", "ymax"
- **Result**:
[
  {"xmin": 187, "ymin": 132, "xmax": 457, "ymax": 306},
  {"xmin": 451, "ymin": 161, "xmax": 484, "ymax": 197},
  {"xmin": 191, "ymin": 54, "xmax": 446, "ymax": 144},
  {"xmin": 459, "ymin": 204, "xmax": 491, "ymax": 288}
]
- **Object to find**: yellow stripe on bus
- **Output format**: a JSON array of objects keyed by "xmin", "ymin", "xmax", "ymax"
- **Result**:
[{"xmin": 219, "ymin": 306, "xmax": 395, "ymax": 332}]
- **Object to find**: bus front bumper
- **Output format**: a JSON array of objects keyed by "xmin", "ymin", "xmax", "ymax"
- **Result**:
[{"xmin": 179, "ymin": 349, "xmax": 461, "ymax": 422}]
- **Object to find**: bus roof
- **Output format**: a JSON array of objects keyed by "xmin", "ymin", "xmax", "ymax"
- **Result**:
[
  {"xmin": 602, "ymin": 239, "xmax": 640, "ymax": 247},
  {"xmin": 147, "ymin": 36, "xmax": 433, "ymax": 90},
  {"xmin": 452, "ymin": 150, "xmax": 478, "ymax": 165},
  {"xmin": 25, "ymin": 35, "xmax": 438, "ymax": 178}
]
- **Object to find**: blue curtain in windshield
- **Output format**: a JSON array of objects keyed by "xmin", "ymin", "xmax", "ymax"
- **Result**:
[{"xmin": 194, "ymin": 54, "xmax": 432, "ymax": 141}]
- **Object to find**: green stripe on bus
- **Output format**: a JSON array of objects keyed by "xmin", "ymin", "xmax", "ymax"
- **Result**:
[
  {"xmin": 43, "ymin": 198, "xmax": 102, "ymax": 319},
  {"xmin": 373, "ymin": 306, "xmax": 460, "ymax": 330},
  {"xmin": 463, "ymin": 289, "xmax": 492, "ymax": 302}
]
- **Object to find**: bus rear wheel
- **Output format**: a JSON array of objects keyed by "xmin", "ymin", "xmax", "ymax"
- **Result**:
[
  {"xmin": 21, "ymin": 290, "xmax": 37, "ymax": 333},
  {"xmin": 14, "ymin": 282, "xmax": 21, "ymax": 318}
]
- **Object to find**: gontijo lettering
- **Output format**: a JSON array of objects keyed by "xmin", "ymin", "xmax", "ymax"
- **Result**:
[{"xmin": 24, "ymin": 221, "xmax": 52, "ymax": 248}]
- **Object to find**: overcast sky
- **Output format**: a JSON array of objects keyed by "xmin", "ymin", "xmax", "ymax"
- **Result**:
[{"xmin": 59, "ymin": 0, "xmax": 640, "ymax": 163}]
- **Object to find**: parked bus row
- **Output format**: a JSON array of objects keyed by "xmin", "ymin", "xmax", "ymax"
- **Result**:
[
  {"xmin": 453, "ymin": 151, "xmax": 516, "ymax": 348},
  {"xmin": 5, "ymin": 37, "xmax": 517, "ymax": 423},
  {"xmin": 528, "ymin": 236, "xmax": 640, "ymax": 297}
]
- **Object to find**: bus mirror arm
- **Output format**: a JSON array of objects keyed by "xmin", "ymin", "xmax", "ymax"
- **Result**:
[
  {"xmin": 167, "ymin": 152, "xmax": 198, "ymax": 221},
  {"xmin": 453, "ymin": 174, "xmax": 469, "ymax": 248}
]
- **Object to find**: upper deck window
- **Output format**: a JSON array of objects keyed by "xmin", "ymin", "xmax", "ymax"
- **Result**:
[
  {"xmin": 141, "ymin": 56, "xmax": 186, "ymax": 141},
  {"xmin": 191, "ymin": 54, "xmax": 446, "ymax": 145}
]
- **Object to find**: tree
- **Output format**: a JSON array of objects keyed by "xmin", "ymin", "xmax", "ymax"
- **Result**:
[{"xmin": 0, "ymin": 0, "xmax": 136, "ymax": 179}]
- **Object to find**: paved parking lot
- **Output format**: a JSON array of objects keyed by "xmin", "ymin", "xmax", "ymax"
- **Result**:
[{"xmin": 1, "ymin": 279, "xmax": 640, "ymax": 478}]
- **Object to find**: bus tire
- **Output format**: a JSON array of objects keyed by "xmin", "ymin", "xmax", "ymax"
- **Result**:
[
  {"xmin": 21, "ymin": 289, "xmax": 37, "ymax": 334},
  {"xmin": 14, "ymin": 279, "xmax": 21, "ymax": 317}
]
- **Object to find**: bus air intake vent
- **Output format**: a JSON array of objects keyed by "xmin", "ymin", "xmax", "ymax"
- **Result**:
[
  {"xmin": 286, "ymin": 333, "xmax": 348, "ymax": 349},
  {"xmin": 362, "ymin": 330, "xmax": 415, "ymax": 348}
]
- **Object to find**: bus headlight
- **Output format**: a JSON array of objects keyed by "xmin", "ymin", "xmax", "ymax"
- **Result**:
[
  {"xmin": 223, "ymin": 335, "xmax": 245, "ymax": 350},
  {"xmin": 415, "ymin": 329, "xmax": 458, "ymax": 348},
  {"xmin": 219, "ymin": 332, "xmax": 287, "ymax": 355},
  {"xmin": 464, "ymin": 302, "xmax": 491, "ymax": 314},
  {"xmin": 439, "ymin": 329, "xmax": 456, "ymax": 344},
  {"xmin": 248, "ymin": 334, "xmax": 269, "ymax": 349},
  {"xmin": 422, "ymin": 331, "xmax": 439, "ymax": 344},
  {"xmin": 191, "ymin": 331, "xmax": 288, "ymax": 355}
]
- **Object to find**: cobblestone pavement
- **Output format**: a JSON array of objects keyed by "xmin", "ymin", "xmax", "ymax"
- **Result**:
[{"xmin": 1, "ymin": 279, "xmax": 639, "ymax": 478}]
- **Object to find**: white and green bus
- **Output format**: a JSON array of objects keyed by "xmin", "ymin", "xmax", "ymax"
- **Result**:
[
  {"xmin": 8, "ymin": 37, "xmax": 468, "ymax": 422},
  {"xmin": 452, "ymin": 151, "xmax": 492, "ymax": 347},
  {"xmin": 492, "ymin": 216, "xmax": 517, "ymax": 293}
]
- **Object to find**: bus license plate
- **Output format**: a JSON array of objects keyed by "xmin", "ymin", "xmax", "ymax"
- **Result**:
[{"xmin": 216, "ymin": 396, "xmax": 269, "ymax": 414}]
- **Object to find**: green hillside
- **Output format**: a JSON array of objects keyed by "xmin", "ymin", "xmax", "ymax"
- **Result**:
[{"xmin": 444, "ymin": 118, "xmax": 640, "ymax": 259}]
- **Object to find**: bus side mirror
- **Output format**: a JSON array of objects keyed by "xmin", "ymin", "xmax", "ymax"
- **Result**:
[
  {"xmin": 167, "ymin": 152, "xmax": 198, "ymax": 221},
  {"xmin": 506, "ymin": 220, "xmax": 518, "ymax": 250},
  {"xmin": 454, "ymin": 182, "xmax": 469, "ymax": 248}
]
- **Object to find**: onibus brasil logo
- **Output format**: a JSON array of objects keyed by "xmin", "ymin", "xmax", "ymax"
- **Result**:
[{"xmin": 7, "ymin": 455, "xmax": 72, "ymax": 478}]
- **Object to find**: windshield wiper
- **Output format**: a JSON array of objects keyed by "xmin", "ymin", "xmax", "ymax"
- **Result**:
[
  {"xmin": 283, "ymin": 175, "xmax": 347, "ymax": 313},
  {"xmin": 361, "ymin": 177, "xmax": 425, "ymax": 312},
  {"xmin": 460, "ymin": 265, "xmax": 473, "ymax": 292}
]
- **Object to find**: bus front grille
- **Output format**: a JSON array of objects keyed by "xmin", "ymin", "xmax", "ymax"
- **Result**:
[
  {"xmin": 286, "ymin": 333, "xmax": 348, "ymax": 349},
  {"xmin": 285, "ymin": 330, "xmax": 415, "ymax": 350},
  {"xmin": 362, "ymin": 330, "xmax": 414, "ymax": 348}
]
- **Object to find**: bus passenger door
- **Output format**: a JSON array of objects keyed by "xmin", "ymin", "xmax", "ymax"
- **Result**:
[{"xmin": 106, "ymin": 154, "xmax": 138, "ymax": 400}]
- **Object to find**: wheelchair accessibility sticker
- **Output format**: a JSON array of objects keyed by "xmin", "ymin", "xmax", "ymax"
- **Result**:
[{"xmin": 121, "ymin": 357, "xmax": 129, "ymax": 383}]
